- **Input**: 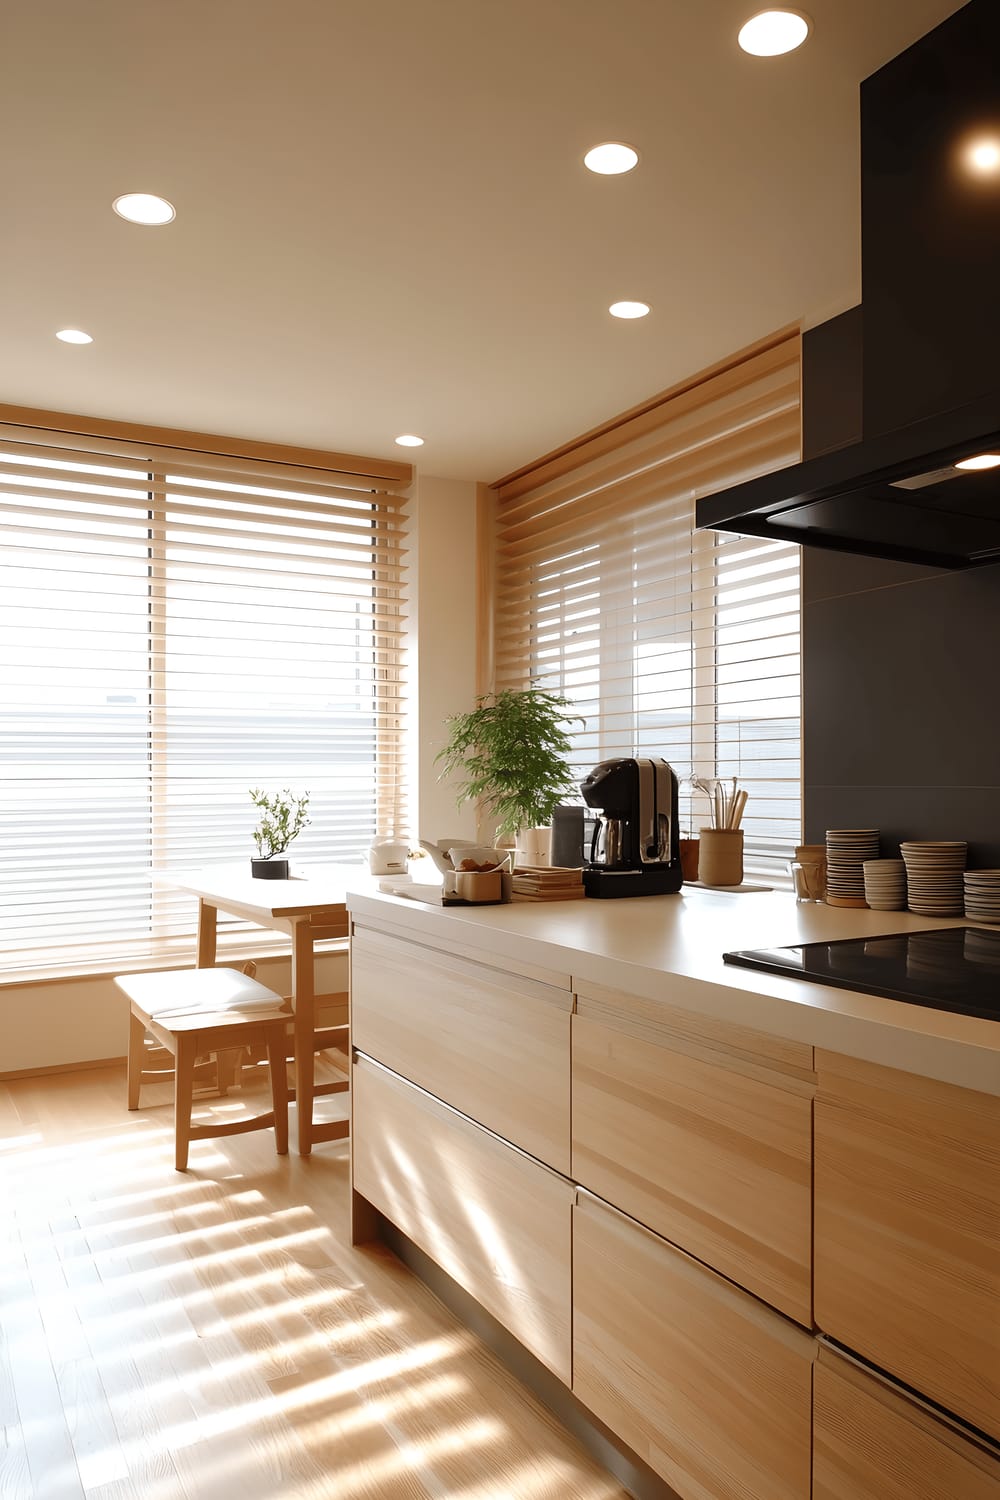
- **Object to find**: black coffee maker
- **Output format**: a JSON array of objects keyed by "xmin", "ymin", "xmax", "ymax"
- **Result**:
[{"xmin": 580, "ymin": 756, "xmax": 683, "ymax": 898}]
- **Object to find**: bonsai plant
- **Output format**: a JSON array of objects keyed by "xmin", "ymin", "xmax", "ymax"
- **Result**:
[
  {"xmin": 249, "ymin": 787, "xmax": 310, "ymax": 879},
  {"xmin": 436, "ymin": 687, "xmax": 581, "ymax": 857}
]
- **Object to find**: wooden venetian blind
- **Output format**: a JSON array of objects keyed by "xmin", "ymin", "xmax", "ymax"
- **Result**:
[
  {"xmin": 492, "ymin": 332, "xmax": 802, "ymax": 881},
  {"xmin": 0, "ymin": 417, "xmax": 410, "ymax": 980}
]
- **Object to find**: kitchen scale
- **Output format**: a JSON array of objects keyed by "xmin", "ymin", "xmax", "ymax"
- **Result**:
[{"xmin": 724, "ymin": 926, "xmax": 1000, "ymax": 1023}]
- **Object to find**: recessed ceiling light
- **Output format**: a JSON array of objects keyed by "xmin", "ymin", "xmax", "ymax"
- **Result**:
[
  {"xmin": 609, "ymin": 301, "xmax": 650, "ymax": 319},
  {"xmin": 395, "ymin": 434, "xmax": 424, "ymax": 447},
  {"xmin": 584, "ymin": 142, "xmax": 639, "ymax": 176},
  {"xmin": 955, "ymin": 452, "xmax": 1000, "ymax": 471},
  {"xmin": 113, "ymin": 192, "xmax": 176, "ymax": 225},
  {"xmin": 56, "ymin": 328, "xmax": 93, "ymax": 344},
  {"xmin": 738, "ymin": 9, "xmax": 810, "ymax": 56},
  {"xmin": 967, "ymin": 138, "xmax": 1000, "ymax": 175}
]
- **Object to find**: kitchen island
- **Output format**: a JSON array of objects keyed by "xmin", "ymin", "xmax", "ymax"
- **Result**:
[{"xmin": 346, "ymin": 886, "xmax": 1000, "ymax": 1500}]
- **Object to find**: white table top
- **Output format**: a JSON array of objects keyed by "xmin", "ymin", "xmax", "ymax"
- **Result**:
[
  {"xmin": 347, "ymin": 885, "xmax": 1000, "ymax": 1096},
  {"xmin": 153, "ymin": 862, "xmax": 380, "ymax": 918}
]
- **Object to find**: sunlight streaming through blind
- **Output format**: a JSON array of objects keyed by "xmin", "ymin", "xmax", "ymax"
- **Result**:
[
  {"xmin": 0, "ymin": 426, "xmax": 408, "ymax": 979},
  {"xmin": 492, "ymin": 335, "xmax": 802, "ymax": 882}
]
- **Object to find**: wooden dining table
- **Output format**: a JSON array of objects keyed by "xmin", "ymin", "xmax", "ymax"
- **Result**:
[{"xmin": 154, "ymin": 863, "xmax": 371, "ymax": 1155}]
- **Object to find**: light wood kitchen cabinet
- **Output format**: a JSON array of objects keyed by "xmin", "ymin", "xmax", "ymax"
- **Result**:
[
  {"xmin": 814, "ymin": 1050, "xmax": 1000, "ymax": 1441},
  {"xmin": 352, "ymin": 1052, "xmax": 573, "ymax": 1381},
  {"xmin": 573, "ymin": 983, "xmax": 814, "ymax": 1323},
  {"xmin": 814, "ymin": 1345, "xmax": 1000, "ymax": 1500},
  {"xmin": 351, "ymin": 923, "xmax": 572, "ymax": 1173},
  {"xmin": 573, "ymin": 1192, "xmax": 814, "ymax": 1500}
]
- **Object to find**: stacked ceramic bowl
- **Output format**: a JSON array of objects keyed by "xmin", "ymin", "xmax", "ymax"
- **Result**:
[
  {"xmin": 862, "ymin": 858, "xmax": 907, "ymax": 911},
  {"xmin": 900, "ymin": 840, "xmax": 967, "ymax": 916},
  {"xmin": 825, "ymin": 829, "xmax": 880, "ymax": 907},
  {"xmin": 963, "ymin": 870, "xmax": 1000, "ymax": 925}
]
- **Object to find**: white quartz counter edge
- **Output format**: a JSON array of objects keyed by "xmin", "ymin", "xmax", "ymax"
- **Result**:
[{"xmin": 346, "ymin": 886, "xmax": 1000, "ymax": 1097}]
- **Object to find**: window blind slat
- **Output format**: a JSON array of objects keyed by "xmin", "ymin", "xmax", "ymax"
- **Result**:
[
  {"xmin": 494, "ymin": 334, "xmax": 800, "ymax": 505},
  {"xmin": 0, "ymin": 426, "xmax": 410, "ymax": 981},
  {"xmin": 492, "ymin": 333, "xmax": 802, "ymax": 882}
]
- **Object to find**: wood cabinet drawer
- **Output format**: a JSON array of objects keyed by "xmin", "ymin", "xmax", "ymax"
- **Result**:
[
  {"xmin": 814, "ymin": 1051, "xmax": 1000, "ymax": 1440},
  {"xmin": 351, "ymin": 926, "xmax": 571, "ymax": 1172},
  {"xmin": 352, "ymin": 1053, "xmax": 573, "ymax": 1381},
  {"xmin": 573, "ymin": 1193, "xmax": 814, "ymax": 1500},
  {"xmin": 572, "ymin": 995, "xmax": 813, "ymax": 1323},
  {"xmin": 814, "ymin": 1346, "xmax": 1000, "ymax": 1500}
]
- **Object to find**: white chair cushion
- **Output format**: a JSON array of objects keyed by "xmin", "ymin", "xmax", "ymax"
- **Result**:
[{"xmin": 115, "ymin": 967, "xmax": 284, "ymax": 1016}]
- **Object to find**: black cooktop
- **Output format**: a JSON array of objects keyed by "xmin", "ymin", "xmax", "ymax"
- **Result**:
[{"xmin": 724, "ymin": 926, "xmax": 1000, "ymax": 1023}]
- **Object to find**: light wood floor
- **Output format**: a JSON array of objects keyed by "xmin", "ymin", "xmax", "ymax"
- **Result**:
[{"xmin": 0, "ymin": 1063, "xmax": 629, "ymax": 1500}]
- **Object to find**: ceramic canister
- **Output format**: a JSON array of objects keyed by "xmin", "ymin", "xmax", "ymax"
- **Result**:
[{"xmin": 697, "ymin": 828, "xmax": 744, "ymax": 886}]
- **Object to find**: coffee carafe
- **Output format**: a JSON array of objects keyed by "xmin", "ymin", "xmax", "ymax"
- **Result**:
[{"xmin": 580, "ymin": 756, "xmax": 683, "ymax": 898}]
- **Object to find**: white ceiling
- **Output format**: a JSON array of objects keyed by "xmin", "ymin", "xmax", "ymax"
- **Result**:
[{"xmin": 2, "ymin": 0, "xmax": 962, "ymax": 482}]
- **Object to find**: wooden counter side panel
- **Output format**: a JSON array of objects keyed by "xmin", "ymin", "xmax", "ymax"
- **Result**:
[
  {"xmin": 351, "ymin": 914, "xmax": 572, "ymax": 990},
  {"xmin": 575, "ymin": 980, "xmax": 814, "ymax": 1075},
  {"xmin": 573, "ymin": 1194, "xmax": 814, "ymax": 1500},
  {"xmin": 814, "ymin": 1349, "xmax": 1000, "ymax": 1500},
  {"xmin": 352, "ymin": 1056, "xmax": 573, "ymax": 1382},
  {"xmin": 814, "ymin": 1051, "xmax": 1000, "ymax": 1441},
  {"xmin": 351, "ymin": 928, "xmax": 571, "ymax": 1173},
  {"xmin": 573, "ymin": 1014, "xmax": 813, "ymax": 1324}
]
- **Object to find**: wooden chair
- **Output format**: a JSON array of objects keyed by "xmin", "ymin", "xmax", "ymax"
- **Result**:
[
  {"xmin": 117, "ymin": 966, "xmax": 291, "ymax": 1171},
  {"xmin": 238, "ymin": 989, "xmax": 350, "ymax": 1142},
  {"xmin": 296, "ymin": 988, "xmax": 350, "ymax": 1138}
]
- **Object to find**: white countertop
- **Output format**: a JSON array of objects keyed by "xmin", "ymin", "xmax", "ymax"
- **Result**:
[{"xmin": 346, "ymin": 884, "xmax": 1000, "ymax": 1096}]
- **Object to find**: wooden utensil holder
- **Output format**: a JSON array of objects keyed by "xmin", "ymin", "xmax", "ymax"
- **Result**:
[{"xmin": 698, "ymin": 828, "xmax": 744, "ymax": 887}]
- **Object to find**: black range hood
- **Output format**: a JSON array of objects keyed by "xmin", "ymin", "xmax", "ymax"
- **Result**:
[
  {"xmin": 697, "ymin": 0, "xmax": 1000, "ymax": 572},
  {"xmin": 696, "ymin": 392, "xmax": 1000, "ymax": 570}
]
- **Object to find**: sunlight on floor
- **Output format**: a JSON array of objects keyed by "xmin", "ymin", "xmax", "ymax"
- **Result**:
[
  {"xmin": 0, "ymin": 1065, "xmax": 630, "ymax": 1500},
  {"xmin": 0, "ymin": 1130, "xmax": 42, "ymax": 1152}
]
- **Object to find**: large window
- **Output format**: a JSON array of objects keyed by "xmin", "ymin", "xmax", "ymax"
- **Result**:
[
  {"xmin": 493, "ymin": 334, "xmax": 801, "ymax": 881},
  {"xmin": 0, "ymin": 422, "xmax": 409, "ymax": 980}
]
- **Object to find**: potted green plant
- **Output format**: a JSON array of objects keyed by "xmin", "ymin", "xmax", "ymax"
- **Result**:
[
  {"xmin": 436, "ymin": 687, "xmax": 581, "ymax": 862},
  {"xmin": 249, "ymin": 787, "xmax": 310, "ymax": 879}
]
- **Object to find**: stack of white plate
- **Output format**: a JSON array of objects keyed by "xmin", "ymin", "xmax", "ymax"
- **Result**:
[
  {"xmin": 825, "ymin": 829, "xmax": 880, "ymax": 907},
  {"xmin": 963, "ymin": 870, "xmax": 1000, "ymax": 925},
  {"xmin": 862, "ymin": 858, "xmax": 907, "ymax": 911},
  {"xmin": 900, "ymin": 841, "xmax": 967, "ymax": 916}
]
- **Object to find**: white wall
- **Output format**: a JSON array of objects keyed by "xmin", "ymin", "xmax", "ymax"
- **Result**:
[
  {"xmin": 410, "ymin": 472, "xmax": 481, "ymax": 846},
  {"xmin": 0, "ymin": 952, "xmax": 350, "ymax": 1078},
  {"xmin": 0, "ymin": 471, "xmax": 482, "ymax": 1075}
]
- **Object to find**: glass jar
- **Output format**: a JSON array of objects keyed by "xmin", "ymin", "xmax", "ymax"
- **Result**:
[{"xmin": 788, "ymin": 858, "xmax": 826, "ymax": 902}]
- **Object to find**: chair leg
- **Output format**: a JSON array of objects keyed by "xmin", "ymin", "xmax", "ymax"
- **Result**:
[
  {"xmin": 266, "ymin": 1033, "xmax": 289, "ymax": 1156},
  {"xmin": 216, "ymin": 1046, "xmax": 242, "ymax": 1094},
  {"xmin": 295, "ymin": 1045, "xmax": 317, "ymax": 1156},
  {"xmin": 174, "ymin": 1038, "xmax": 197, "ymax": 1172},
  {"xmin": 127, "ymin": 1008, "xmax": 146, "ymax": 1110}
]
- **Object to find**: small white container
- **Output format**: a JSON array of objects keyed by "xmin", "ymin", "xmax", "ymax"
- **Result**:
[{"xmin": 368, "ymin": 838, "xmax": 410, "ymax": 875}]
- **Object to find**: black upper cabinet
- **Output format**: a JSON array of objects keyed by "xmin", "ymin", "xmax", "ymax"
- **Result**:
[
  {"xmin": 801, "ymin": 306, "xmax": 864, "ymax": 462},
  {"xmin": 861, "ymin": 0, "xmax": 1000, "ymax": 438}
]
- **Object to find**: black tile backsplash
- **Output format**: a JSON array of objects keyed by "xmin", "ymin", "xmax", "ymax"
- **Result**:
[
  {"xmin": 803, "ymin": 548, "xmax": 1000, "ymax": 865},
  {"xmin": 802, "ymin": 545, "xmax": 940, "ymax": 604}
]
